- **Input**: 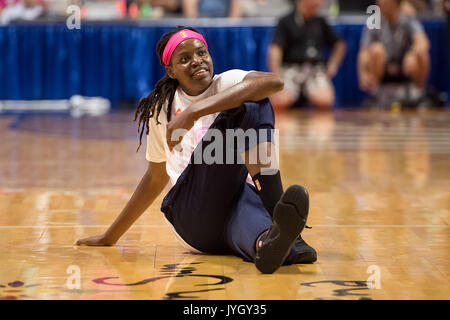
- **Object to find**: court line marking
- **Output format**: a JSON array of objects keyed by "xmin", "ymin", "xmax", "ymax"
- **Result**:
[{"xmin": 0, "ymin": 224, "xmax": 448, "ymax": 229}]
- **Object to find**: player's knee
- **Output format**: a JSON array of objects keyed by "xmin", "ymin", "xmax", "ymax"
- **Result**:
[
  {"xmin": 403, "ymin": 53, "xmax": 419, "ymax": 75},
  {"xmin": 270, "ymin": 90, "xmax": 296, "ymax": 111},
  {"xmin": 309, "ymin": 88, "xmax": 335, "ymax": 110}
]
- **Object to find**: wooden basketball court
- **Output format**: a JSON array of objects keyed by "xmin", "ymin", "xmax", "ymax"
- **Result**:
[{"xmin": 0, "ymin": 108, "xmax": 448, "ymax": 300}]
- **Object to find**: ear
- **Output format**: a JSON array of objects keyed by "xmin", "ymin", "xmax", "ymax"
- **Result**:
[{"xmin": 165, "ymin": 65, "xmax": 175, "ymax": 79}]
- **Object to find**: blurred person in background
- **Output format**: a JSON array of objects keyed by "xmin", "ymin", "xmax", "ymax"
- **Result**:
[
  {"xmin": 243, "ymin": 0, "xmax": 293, "ymax": 18},
  {"xmin": 44, "ymin": 0, "xmax": 82, "ymax": 18},
  {"xmin": 149, "ymin": 0, "xmax": 182, "ymax": 17},
  {"xmin": 268, "ymin": 0, "xmax": 347, "ymax": 110},
  {"xmin": 0, "ymin": 0, "xmax": 44, "ymax": 24},
  {"xmin": 0, "ymin": 0, "xmax": 14, "ymax": 17},
  {"xmin": 358, "ymin": 0, "xmax": 430, "ymax": 103},
  {"xmin": 0, "ymin": 0, "xmax": 19, "ymax": 13},
  {"xmin": 124, "ymin": 0, "xmax": 181, "ymax": 18},
  {"xmin": 182, "ymin": 0, "xmax": 243, "ymax": 18}
]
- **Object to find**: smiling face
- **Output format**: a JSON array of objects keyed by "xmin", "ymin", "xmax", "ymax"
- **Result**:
[{"xmin": 165, "ymin": 39, "xmax": 214, "ymax": 96}]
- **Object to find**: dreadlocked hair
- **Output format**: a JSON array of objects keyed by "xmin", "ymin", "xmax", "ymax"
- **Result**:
[{"xmin": 134, "ymin": 26, "xmax": 202, "ymax": 152}]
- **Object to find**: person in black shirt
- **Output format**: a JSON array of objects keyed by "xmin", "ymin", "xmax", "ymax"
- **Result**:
[{"xmin": 269, "ymin": 0, "xmax": 346, "ymax": 110}]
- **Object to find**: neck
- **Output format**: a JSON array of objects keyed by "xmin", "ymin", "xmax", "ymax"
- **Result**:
[{"xmin": 180, "ymin": 80, "xmax": 213, "ymax": 97}]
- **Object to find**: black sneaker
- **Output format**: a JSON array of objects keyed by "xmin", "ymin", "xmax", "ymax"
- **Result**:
[
  {"xmin": 255, "ymin": 185, "xmax": 309, "ymax": 274},
  {"xmin": 293, "ymin": 235, "xmax": 317, "ymax": 264}
]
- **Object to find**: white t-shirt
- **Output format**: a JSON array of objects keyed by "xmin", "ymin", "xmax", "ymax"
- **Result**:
[{"xmin": 146, "ymin": 69, "xmax": 252, "ymax": 187}]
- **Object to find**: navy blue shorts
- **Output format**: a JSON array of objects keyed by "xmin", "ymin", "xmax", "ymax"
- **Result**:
[{"xmin": 161, "ymin": 98, "xmax": 297, "ymax": 263}]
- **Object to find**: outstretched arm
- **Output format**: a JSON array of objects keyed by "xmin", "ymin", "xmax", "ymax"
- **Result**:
[
  {"xmin": 75, "ymin": 161, "xmax": 169, "ymax": 246},
  {"xmin": 166, "ymin": 71, "xmax": 284, "ymax": 150}
]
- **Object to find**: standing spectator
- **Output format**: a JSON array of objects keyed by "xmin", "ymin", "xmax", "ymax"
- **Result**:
[
  {"xmin": 357, "ymin": 0, "xmax": 430, "ymax": 95},
  {"xmin": 268, "ymin": 0, "xmax": 347, "ymax": 110},
  {"xmin": 182, "ymin": 0, "xmax": 243, "ymax": 18}
]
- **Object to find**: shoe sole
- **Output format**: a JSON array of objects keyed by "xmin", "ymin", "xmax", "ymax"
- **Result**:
[{"xmin": 255, "ymin": 185, "xmax": 309, "ymax": 274}]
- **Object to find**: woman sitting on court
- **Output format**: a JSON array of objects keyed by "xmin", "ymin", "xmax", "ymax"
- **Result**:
[{"xmin": 75, "ymin": 26, "xmax": 317, "ymax": 274}]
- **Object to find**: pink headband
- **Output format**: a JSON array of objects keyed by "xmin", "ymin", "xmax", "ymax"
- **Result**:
[{"xmin": 162, "ymin": 29, "xmax": 208, "ymax": 66}]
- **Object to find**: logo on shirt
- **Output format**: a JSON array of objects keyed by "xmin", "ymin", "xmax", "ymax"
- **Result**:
[
  {"xmin": 176, "ymin": 108, "xmax": 182, "ymax": 115},
  {"xmin": 255, "ymin": 179, "xmax": 262, "ymax": 191}
]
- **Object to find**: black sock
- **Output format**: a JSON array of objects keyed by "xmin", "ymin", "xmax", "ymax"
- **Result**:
[{"xmin": 252, "ymin": 169, "xmax": 284, "ymax": 217}]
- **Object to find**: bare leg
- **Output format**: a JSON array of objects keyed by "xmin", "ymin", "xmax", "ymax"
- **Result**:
[
  {"xmin": 270, "ymin": 89, "xmax": 297, "ymax": 112},
  {"xmin": 368, "ymin": 42, "xmax": 387, "ymax": 89},
  {"xmin": 359, "ymin": 42, "xmax": 388, "ymax": 93},
  {"xmin": 403, "ymin": 51, "xmax": 430, "ymax": 89},
  {"xmin": 308, "ymin": 84, "xmax": 335, "ymax": 110}
]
